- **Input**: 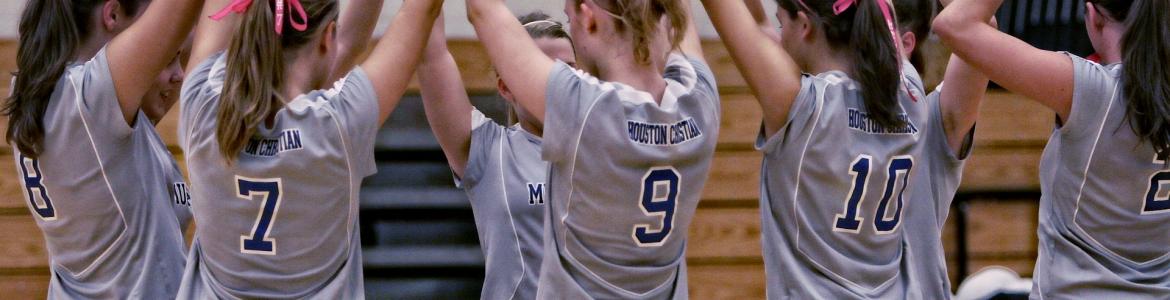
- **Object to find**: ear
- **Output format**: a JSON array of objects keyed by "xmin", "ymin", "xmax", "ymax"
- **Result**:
[
  {"xmin": 796, "ymin": 11, "xmax": 814, "ymax": 41},
  {"xmin": 900, "ymin": 31, "xmax": 917, "ymax": 58},
  {"xmin": 101, "ymin": 0, "xmax": 121, "ymax": 32},
  {"xmin": 578, "ymin": 2, "xmax": 599, "ymax": 34},
  {"xmin": 1085, "ymin": 3, "xmax": 1106, "ymax": 29},
  {"xmin": 320, "ymin": 21, "xmax": 337, "ymax": 54},
  {"xmin": 497, "ymin": 77, "xmax": 515, "ymax": 102}
]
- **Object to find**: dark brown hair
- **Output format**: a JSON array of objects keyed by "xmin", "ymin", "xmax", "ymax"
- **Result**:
[
  {"xmin": 777, "ymin": 0, "xmax": 905, "ymax": 129},
  {"xmin": 894, "ymin": 0, "xmax": 935, "ymax": 70},
  {"xmin": 217, "ymin": 0, "xmax": 338, "ymax": 163},
  {"xmin": 571, "ymin": 0, "xmax": 688, "ymax": 65},
  {"xmin": 4, "ymin": 0, "xmax": 147, "ymax": 158},
  {"xmin": 1087, "ymin": 0, "xmax": 1170, "ymax": 160}
]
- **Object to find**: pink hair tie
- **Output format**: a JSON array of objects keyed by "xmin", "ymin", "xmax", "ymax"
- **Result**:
[{"xmin": 209, "ymin": 0, "xmax": 310, "ymax": 36}]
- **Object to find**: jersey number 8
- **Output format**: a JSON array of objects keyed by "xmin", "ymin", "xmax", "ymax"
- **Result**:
[
  {"xmin": 633, "ymin": 167, "xmax": 680, "ymax": 247},
  {"xmin": 237, "ymin": 177, "xmax": 283, "ymax": 255},
  {"xmin": 18, "ymin": 155, "xmax": 56, "ymax": 221},
  {"xmin": 833, "ymin": 155, "xmax": 914, "ymax": 234}
]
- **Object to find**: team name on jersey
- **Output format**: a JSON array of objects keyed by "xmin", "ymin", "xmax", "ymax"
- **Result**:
[
  {"xmin": 171, "ymin": 182, "xmax": 191, "ymax": 207},
  {"xmin": 848, "ymin": 109, "xmax": 919, "ymax": 135},
  {"xmin": 243, "ymin": 129, "xmax": 304, "ymax": 157},
  {"xmin": 627, "ymin": 118, "xmax": 703, "ymax": 146},
  {"xmin": 527, "ymin": 183, "xmax": 545, "ymax": 205}
]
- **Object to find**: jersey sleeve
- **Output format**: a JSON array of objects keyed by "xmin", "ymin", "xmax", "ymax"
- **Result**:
[
  {"xmin": 179, "ymin": 52, "xmax": 229, "ymax": 151},
  {"xmin": 75, "ymin": 47, "xmax": 134, "ymax": 139},
  {"xmin": 665, "ymin": 54, "xmax": 720, "ymax": 114},
  {"xmin": 756, "ymin": 76, "xmax": 817, "ymax": 154},
  {"xmin": 457, "ymin": 109, "xmax": 503, "ymax": 189},
  {"xmin": 1060, "ymin": 53, "xmax": 1120, "ymax": 140},
  {"xmin": 326, "ymin": 68, "xmax": 381, "ymax": 177},
  {"xmin": 542, "ymin": 62, "xmax": 608, "ymax": 163}
]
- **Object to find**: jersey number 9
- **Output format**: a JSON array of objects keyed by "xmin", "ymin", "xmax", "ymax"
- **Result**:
[{"xmin": 633, "ymin": 167, "xmax": 680, "ymax": 247}]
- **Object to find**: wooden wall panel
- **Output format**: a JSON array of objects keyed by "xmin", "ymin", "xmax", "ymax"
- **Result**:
[
  {"xmin": 718, "ymin": 94, "xmax": 763, "ymax": 150},
  {"xmin": 687, "ymin": 264, "xmax": 767, "ymax": 300},
  {"xmin": 687, "ymin": 208, "xmax": 761, "ymax": 261},
  {"xmin": 975, "ymin": 92, "xmax": 1054, "ymax": 146},
  {"xmin": 0, "ymin": 153, "xmax": 23, "ymax": 211},
  {"xmin": 961, "ymin": 147, "xmax": 1045, "ymax": 192},
  {"xmin": 0, "ymin": 215, "xmax": 48, "ymax": 269},
  {"xmin": 700, "ymin": 151, "xmax": 762, "ymax": 203},
  {"xmin": 0, "ymin": 275, "xmax": 50, "ymax": 299}
]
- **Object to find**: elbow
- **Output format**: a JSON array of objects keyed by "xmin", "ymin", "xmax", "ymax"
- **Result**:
[{"xmin": 932, "ymin": 14, "xmax": 960, "ymax": 43}]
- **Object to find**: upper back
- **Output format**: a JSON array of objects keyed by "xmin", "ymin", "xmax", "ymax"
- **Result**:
[
  {"xmin": 540, "ymin": 54, "xmax": 721, "ymax": 296},
  {"xmin": 178, "ymin": 52, "xmax": 380, "ymax": 297}
]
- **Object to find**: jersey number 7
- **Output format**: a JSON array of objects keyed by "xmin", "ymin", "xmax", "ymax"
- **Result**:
[{"xmin": 237, "ymin": 177, "xmax": 283, "ymax": 255}]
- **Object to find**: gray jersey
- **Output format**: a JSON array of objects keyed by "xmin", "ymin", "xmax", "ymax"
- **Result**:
[
  {"xmin": 457, "ymin": 110, "xmax": 547, "ymax": 300},
  {"xmin": 177, "ymin": 52, "xmax": 378, "ymax": 299},
  {"xmin": 10, "ymin": 47, "xmax": 191, "ymax": 299},
  {"xmin": 1030, "ymin": 54, "xmax": 1170, "ymax": 298},
  {"xmin": 757, "ymin": 63, "xmax": 965, "ymax": 299},
  {"xmin": 535, "ymin": 54, "xmax": 720, "ymax": 300}
]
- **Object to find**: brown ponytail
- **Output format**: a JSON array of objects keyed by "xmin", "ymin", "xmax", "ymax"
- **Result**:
[
  {"xmin": 1116, "ymin": 0, "xmax": 1170, "ymax": 160},
  {"xmin": 573, "ymin": 0, "xmax": 689, "ymax": 66},
  {"xmin": 216, "ymin": 0, "xmax": 337, "ymax": 163},
  {"xmin": 776, "ymin": 0, "xmax": 905, "ymax": 129},
  {"xmin": 3, "ymin": 0, "xmax": 144, "ymax": 158}
]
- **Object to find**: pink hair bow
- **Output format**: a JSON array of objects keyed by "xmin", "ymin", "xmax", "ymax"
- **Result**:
[{"xmin": 210, "ymin": 0, "xmax": 309, "ymax": 35}]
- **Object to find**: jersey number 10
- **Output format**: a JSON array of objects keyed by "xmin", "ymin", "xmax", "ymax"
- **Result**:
[{"xmin": 833, "ymin": 155, "xmax": 914, "ymax": 234}]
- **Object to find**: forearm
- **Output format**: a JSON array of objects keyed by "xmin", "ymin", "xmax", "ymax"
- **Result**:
[
  {"xmin": 363, "ymin": 0, "xmax": 444, "ymax": 123},
  {"xmin": 331, "ymin": 0, "xmax": 385, "ymax": 81},
  {"xmin": 466, "ymin": 0, "xmax": 553, "ymax": 123}
]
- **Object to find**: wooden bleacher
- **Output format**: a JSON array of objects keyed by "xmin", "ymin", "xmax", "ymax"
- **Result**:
[{"xmin": 0, "ymin": 38, "xmax": 1047, "ymax": 298}]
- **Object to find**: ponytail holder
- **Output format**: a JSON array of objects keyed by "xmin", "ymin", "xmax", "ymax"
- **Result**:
[{"xmin": 210, "ymin": 0, "xmax": 310, "ymax": 36}]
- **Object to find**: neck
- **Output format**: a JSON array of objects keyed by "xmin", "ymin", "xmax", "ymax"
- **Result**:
[
  {"xmin": 74, "ymin": 36, "xmax": 108, "ymax": 62},
  {"xmin": 805, "ymin": 51, "xmax": 852, "ymax": 76},
  {"xmin": 1098, "ymin": 25, "xmax": 1126, "ymax": 64},
  {"xmin": 518, "ymin": 117, "xmax": 543, "ymax": 137},
  {"xmin": 280, "ymin": 53, "xmax": 317, "ymax": 102},
  {"xmin": 595, "ymin": 51, "xmax": 666, "ymax": 103}
]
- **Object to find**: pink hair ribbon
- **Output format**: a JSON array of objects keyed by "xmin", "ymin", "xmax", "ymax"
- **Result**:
[{"xmin": 210, "ymin": 0, "xmax": 310, "ymax": 35}]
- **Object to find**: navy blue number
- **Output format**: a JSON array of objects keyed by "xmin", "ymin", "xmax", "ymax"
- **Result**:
[
  {"xmin": 18, "ymin": 155, "xmax": 56, "ymax": 220},
  {"xmin": 237, "ymin": 177, "xmax": 282, "ymax": 255},
  {"xmin": 874, "ymin": 157, "xmax": 914, "ymax": 233},
  {"xmin": 634, "ymin": 168, "xmax": 680, "ymax": 247},
  {"xmin": 834, "ymin": 156, "xmax": 872, "ymax": 232},
  {"xmin": 834, "ymin": 155, "xmax": 914, "ymax": 233},
  {"xmin": 1143, "ymin": 171, "xmax": 1170, "ymax": 214}
]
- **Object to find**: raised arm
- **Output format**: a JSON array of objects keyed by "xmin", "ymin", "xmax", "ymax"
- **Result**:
[
  {"xmin": 361, "ymin": 0, "xmax": 444, "ymax": 125},
  {"xmin": 466, "ymin": 0, "xmax": 554, "ymax": 123},
  {"xmin": 329, "ymin": 0, "xmax": 385, "ymax": 82},
  {"xmin": 678, "ymin": 2, "xmax": 704, "ymax": 60},
  {"xmin": 417, "ymin": 15, "xmax": 475, "ymax": 178},
  {"xmin": 106, "ymin": 0, "xmax": 205, "ymax": 125},
  {"xmin": 744, "ymin": 0, "xmax": 781, "ymax": 44},
  {"xmin": 701, "ymin": 0, "xmax": 802, "ymax": 138},
  {"xmin": 188, "ymin": 0, "xmax": 238, "ymax": 78},
  {"xmin": 936, "ymin": 0, "xmax": 994, "ymax": 154},
  {"xmin": 934, "ymin": 0, "xmax": 1073, "ymax": 120}
]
